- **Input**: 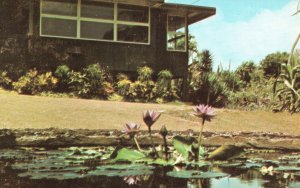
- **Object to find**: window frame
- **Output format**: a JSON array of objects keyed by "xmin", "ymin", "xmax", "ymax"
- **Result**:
[
  {"xmin": 166, "ymin": 14, "xmax": 187, "ymax": 52},
  {"xmin": 40, "ymin": 0, "xmax": 151, "ymax": 45}
]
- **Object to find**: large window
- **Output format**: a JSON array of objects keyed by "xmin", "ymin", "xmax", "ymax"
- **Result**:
[
  {"xmin": 167, "ymin": 15, "xmax": 186, "ymax": 51},
  {"xmin": 40, "ymin": 0, "xmax": 150, "ymax": 44}
]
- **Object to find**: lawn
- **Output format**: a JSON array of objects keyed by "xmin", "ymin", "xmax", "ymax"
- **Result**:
[{"xmin": 1, "ymin": 90, "xmax": 300, "ymax": 135}]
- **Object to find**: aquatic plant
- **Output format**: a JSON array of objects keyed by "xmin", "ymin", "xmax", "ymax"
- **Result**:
[
  {"xmin": 143, "ymin": 110, "xmax": 161, "ymax": 156},
  {"xmin": 193, "ymin": 104, "xmax": 216, "ymax": 159},
  {"xmin": 122, "ymin": 123, "xmax": 142, "ymax": 151},
  {"xmin": 159, "ymin": 125, "xmax": 169, "ymax": 160}
]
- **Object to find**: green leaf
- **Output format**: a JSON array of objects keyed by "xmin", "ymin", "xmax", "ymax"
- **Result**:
[
  {"xmin": 275, "ymin": 166, "xmax": 300, "ymax": 172},
  {"xmin": 167, "ymin": 170, "xmax": 228, "ymax": 179},
  {"xmin": 111, "ymin": 148, "xmax": 146, "ymax": 162},
  {"xmin": 208, "ymin": 145, "xmax": 244, "ymax": 161},
  {"xmin": 172, "ymin": 136, "xmax": 196, "ymax": 159},
  {"xmin": 89, "ymin": 164, "xmax": 154, "ymax": 177}
]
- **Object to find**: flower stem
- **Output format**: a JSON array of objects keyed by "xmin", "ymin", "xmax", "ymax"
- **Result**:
[
  {"xmin": 163, "ymin": 136, "xmax": 168, "ymax": 160},
  {"xmin": 148, "ymin": 127, "xmax": 158, "ymax": 157},
  {"xmin": 197, "ymin": 118, "xmax": 205, "ymax": 162},
  {"xmin": 134, "ymin": 136, "xmax": 142, "ymax": 152}
]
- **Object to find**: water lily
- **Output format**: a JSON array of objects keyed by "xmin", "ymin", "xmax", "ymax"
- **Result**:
[
  {"xmin": 122, "ymin": 123, "xmax": 140, "ymax": 138},
  {"xmin": 143, "ymin": 110, "xmax": 161, "ymax": 129},
  {"xmin": 124, "ymin": 176, "xmax": 141, "ymax": 185},
  {"xmin": 160, "ymin": 125, "xmax": 169, "ymax": 160},
  {"xmin": 143, "ymin": 110, "xmax": 161, "ymax": 158},
  {"xmin": 122, "ymin": 123, "xmax": 141, "ymax": 151},
  {"xmin": 193, "ymin": 104, "xmax": 216, "ymax": 161},
  {"xmin": 193, "ymin": 104, "xmax": 216, "ymax": 123}
]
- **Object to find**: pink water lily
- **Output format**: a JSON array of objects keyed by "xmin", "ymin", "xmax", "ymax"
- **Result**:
[
  {"xmin": 143, "ymin": 110, "xmax": 161, "ymax": 128},
  {"xmin": 122, "ymin": 123, "xmax": 140, "ymax": 138},
  {"xmin": 193, "ymin": 104, "xmax": 216, "ymax": 122},
  {"xmin": 193, "ymin": 104, "xmax": 216, "ymax": 162}
]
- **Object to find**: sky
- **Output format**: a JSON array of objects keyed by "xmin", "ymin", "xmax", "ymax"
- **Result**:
[{"xmin": 166, "ymin": 0, "xmax": 300, "ymax": 70}]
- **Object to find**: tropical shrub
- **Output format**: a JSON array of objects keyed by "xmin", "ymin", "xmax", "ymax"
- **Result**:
[
  {"xmin": 66, "ymin": 64, "xmax": 114, "ymax": 98},
  {"xmin": 273, "ymin": 61, "xmax": 300, "ymax": 113},
  {"xmin": 235, "ymin": 61, "xmax": 256, "ymax": 85},
  {"xmin": 129, "ymin": 66, "xmax": 155, "ymax": 102},
  {"xmin": 54, "ymin": 65, "xmax": 71, "ymax": 92},
  {"xmin": 13, "ymin": 69, "xmax": 57, "ymax": 95},
  {"xmin": 0, "ymin": 71, "xmax": 12, "ymax": 89},
  {"xmin": 154, "ymin": 70, "xmax": 178, "ymax": 102},
  {"xmin": 117, "ymin": 79, "xmax": 132, "ymax": 98},
  {"xmin": 190, "ymin": 73, "xmax": 229, "ymax": 107},
  {"xmin": 260, "ymin": 52, "xmax": 289, "ymax": 77},
  {"xmin": 218, "ymin": 70, "xmax": 241, "ymax": 92}
]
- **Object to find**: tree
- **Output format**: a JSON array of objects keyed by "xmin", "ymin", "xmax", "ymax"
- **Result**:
[
  {"xmin": 260, "ymin": 52, "xmax": 289, "ymax": 77},
  {"xmin": 235, "ymin": 61, "xmax": 256, "ymax": 84}
]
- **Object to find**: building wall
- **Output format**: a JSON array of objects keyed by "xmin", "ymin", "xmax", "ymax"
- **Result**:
[{"xmin": 0, "ymin": 0, "xmax": 188, "ymax": 78}]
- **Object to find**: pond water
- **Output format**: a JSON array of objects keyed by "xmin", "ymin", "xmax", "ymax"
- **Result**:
[{"xmin": 0, "ymin": 147, "xmax": 300, "ymax": 188}]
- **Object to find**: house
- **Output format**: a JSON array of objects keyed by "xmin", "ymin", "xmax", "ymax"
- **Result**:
[{"xmin": 0, "ymin": 0, "xmax": 215, "ymax": 94}]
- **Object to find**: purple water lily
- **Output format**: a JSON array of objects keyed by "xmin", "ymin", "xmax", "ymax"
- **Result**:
[
  {"xmin": 122, "ymin": 123, "xmax": 140, "ymax": 138},
  {"xmin": 193, "ymin": 104, "xmax": 216, "ymax": 162},
  {"xmin": 143, "ymin": 110, "xmax": 161, "ymax": 129},
  {"xmin": 193, "ymin": 104, "xmax": 216, "ymax": 123}
]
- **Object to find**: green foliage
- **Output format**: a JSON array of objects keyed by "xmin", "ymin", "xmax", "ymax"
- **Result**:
[
  {"xmin": 155, "ymin": 70, "xmax": 178, "ymax": 102},
  {"xmin": 137, "ymin": 66, "xmax": 153, "ymax": 82},
  {"xmin": 117, "ymin": 79, "xmax": 132, "ymax": 97},
  {"xmin": 13, "ymin": 69, "xmax": 57, "ymax": 95},
  {"xmin": 260, "ymin": 52, "xmax": 289, "ymax": 77},
  {"xmin": 54, "ymin": 65, "xmax": 71, "ymax": 92},
  {"xmin": 110, "ymin": 148, "xmax": 146, "ymax": 162},
  {"xmin": 67, "ymin": 64, "xmax": 114, "ymax": 98},
  {"xmin": 236, "ymin": 61, "xmax": 256, "ymax": 84},
  {"xmin": 0, "ymin": 71, "xmax": 12, "ymax": 89},
  {"xmin": 273, "ymin": 62, "xmax": 300, "ymax": 113},
  {"xmin": 228, "ymin": 71, "xmax": 276, "ymax": 110},
  {"xmin": 199, "ymin": 50, "xmax": 213, "ymax": 73},
  {"xmin": 218, "ymin": 70, "xmax": 242, "ymax": 92},
  {"xmin": 190, "ymin": 73, "xmax": 229, "ymax": 107}
]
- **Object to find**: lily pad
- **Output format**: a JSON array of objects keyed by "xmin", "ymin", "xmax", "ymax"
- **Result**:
[
  {"xmin": 275, "ymin": 166, "xmax": 300, "ymax": 172},
  {"xmin": 89, "ymin": 164, "xmax": 153, "ymax": 177},
  {"xmin": 208, "ymin": 145, "xmax": 244, "ymax": 161},
  {"xmin": 167, "ymin": 170, "xmax": 228, "ymax": 179},
  {"xmin": 172, "ymin": 136, "xmax": 196, "ymax": 159},
  {"xmin": 218, "ymin": 163, "xmax": 243, "ymax": 168},
  {"xmin": 111, "ymin": 148, "xmax": 146, "ymax": 162}
]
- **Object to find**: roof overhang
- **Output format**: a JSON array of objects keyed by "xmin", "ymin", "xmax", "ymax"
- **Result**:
[{"xmin": 160, "ymin": 3, "xmax": 216, "ymax": 25}]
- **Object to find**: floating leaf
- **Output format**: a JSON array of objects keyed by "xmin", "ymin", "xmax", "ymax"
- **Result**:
[
  {"xmin": 275, "ymin": 166, "xmax": 300, "ymax": 172},
  {"xmin": 89, "ymin": 164, "xmax": 153, "ymax": 177},
  {"xmin": 167, "ymin": 170, "xmax": 228, "ymax": 179},
  {"xmin": 111, "ymin": 148, "xmax": 146, "ymax": 162},
  {"xmin": 172, "ymin": 136, "xmax": 196, "ymax": 159},
  {"xmin": 208, "ymin": 145, "xmax": 244, "ymax": 160}
]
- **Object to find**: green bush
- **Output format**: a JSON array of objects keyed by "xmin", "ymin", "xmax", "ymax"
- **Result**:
[
  {"xmin": 13, "ymin": 69, "xmax": 57, "ymax": 95},
  {"xmin": 67, "ymin": 64, "xmax": 114, "ymax": 98},
  {"xmin": 117, "ymin": 79, "xmax": 132, "ymax": 97},
  {"xmin": 55, "ymin": 65, "xmax": 71, "ymax": 92},
  {"xmin": 190, "ymin": 73, "xmax": 229, "ymax": 107},
  {"xmin": 154, "ymin": 70, "xmax": 178, "ymax": 102},
  {"xmin": 0, "ymin": 71, "xmax": 12, "ymax": 89}
]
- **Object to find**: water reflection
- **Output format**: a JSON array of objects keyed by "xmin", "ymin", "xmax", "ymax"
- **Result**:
[{"xmin": 0, "ymin": 148, "xmax": 300, "ymax": 188}]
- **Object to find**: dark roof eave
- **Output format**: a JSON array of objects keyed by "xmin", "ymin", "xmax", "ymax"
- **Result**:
[{"xmin": 160, "ymin": 3, "xmax": 216, "ymax": 25}]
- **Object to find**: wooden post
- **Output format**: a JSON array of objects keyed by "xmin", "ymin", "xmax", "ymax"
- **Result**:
[
  {"xmin": 182, "ymin": 14, "xmax": 189, "ymax": 101},
  {"xmin": 28, "ymin": 0, "xmax": 34, "ymax": 51}
]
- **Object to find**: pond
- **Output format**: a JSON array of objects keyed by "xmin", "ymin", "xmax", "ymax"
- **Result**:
[{"xmin": 0, "ymin": 147, "xmax": 300, "ymax": 188}]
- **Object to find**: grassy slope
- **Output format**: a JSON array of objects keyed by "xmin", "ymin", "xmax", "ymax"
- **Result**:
[{"xmin": 1, "ymin": 90, "xmax": 299, "ymax": 135}]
